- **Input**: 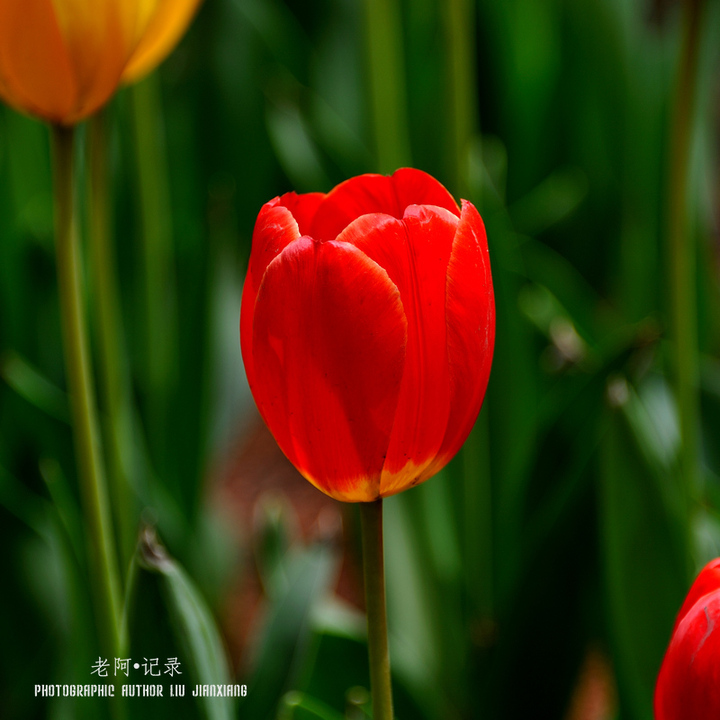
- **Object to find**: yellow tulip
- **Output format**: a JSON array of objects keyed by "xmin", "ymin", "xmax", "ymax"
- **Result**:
[{"xmin": 0, "ymin": 0, "xmax": 201, "ymax": 125}]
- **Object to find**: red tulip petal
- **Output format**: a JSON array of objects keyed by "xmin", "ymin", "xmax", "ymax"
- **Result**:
[
  {"xmin": 250, "ymin": 236, "xmax": 407, "ymax": 502},
  {"xmin": 421, "ymin": 200, "xmax": 494, "ymax": 480},
  {"xmin": 674, "ymin": 558, "xmax": 720, "ymax": 630},
  {"xmin": 240, "ymin": 200, "xmax": 303, "ymax": 391},
  {"xmin": 391, "ymin": 168, "xmax": 460, "ymax": 217},
  {"xmin": 276, "ymin": 191, "xmax": 325, "ymax": 236},
  {"xmin": 310, "ymin": 174, "xmax": 396, "ymax": 242},
  {"xmin": 311, "ymin": 168, "xmax": 460, "ymax": 242},
  {"xmin": 655, "ymin": 592, "xmax": 720, "ymax": 720},
  {"xmin": 337, "ymin": 205, "xmax": 458, "ymax": 496}
]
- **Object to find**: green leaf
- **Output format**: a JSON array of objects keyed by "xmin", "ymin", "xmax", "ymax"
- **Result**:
[
  {"xmin": 509, "ymin": 166, "xmax": 589, "ymax": 236},
  {"xmin": 253, "ymin": 492, "xmax": 300, "ymax": 598},
  {"xmin": 1, "ymin": 351, "xmax": 68, "ymax": 423},
  {"xmin": 382, "ymin": 495, "xmax": 446, "ymax": 718},
  {"xmin": 295, "ymin": 626, "xmax": 429, "ymax": 720},
  {"xmin": 599, "ymin": 378, "xmax": 689, "ymax": 720},
  {"xmin": 0, "ymin": 463, "xmax": 49, "ymax": 537},
  {"xmin": 128, "ymin": 527, "xmax": 235, "ymax": 720},
  {"xmin": 39, "ymin": 458, "xmax": 85, "ymax": 565},
  {"xmin": 277, "ymin": 691, "xmax": 345, "ymax": 720},
  {"xmin": 242, "ymin": 540, "xmax": 336, "ymax": 719}
]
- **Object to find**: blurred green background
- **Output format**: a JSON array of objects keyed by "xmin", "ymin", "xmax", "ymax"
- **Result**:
[{"xmin": 1, "ymin": 0, "xmax": 720, "ymax": 718}]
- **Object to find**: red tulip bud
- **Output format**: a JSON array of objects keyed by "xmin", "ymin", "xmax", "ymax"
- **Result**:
[
  {"xmin": 655, "ymin": 558, "xmax": 720, "ymax": 719},
  {"xmin": 240, "ymin": 168, "xmax": 495, "ymax": 502}
]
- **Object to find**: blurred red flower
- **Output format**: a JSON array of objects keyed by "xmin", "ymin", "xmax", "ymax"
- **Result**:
[
  {"xmin": 240, "ymin": 168, "xmax": 495, "ymax": 502},
  {"xmin": 655, "ymin": 558, "xmax": 720, "ymax": 719}
]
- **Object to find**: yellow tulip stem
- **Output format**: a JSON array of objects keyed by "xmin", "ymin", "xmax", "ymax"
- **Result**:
[
  {"xmin": 360, "ymin": 499, "xmax": 394, "ymax": 720},
  {"xmin": 51, "ymin": 124, "xmax": 122, "ymax": 658},
  {"xmin": 667, "ymin": 0, "xmax": 704, "ymax": 538},
  {"xmin": 88, "ymin": 111, "xmax": 136, "ymax": 571}
]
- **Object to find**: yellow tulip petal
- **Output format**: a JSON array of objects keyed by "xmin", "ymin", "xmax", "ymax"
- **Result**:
[
  {"xmin": 50, "ymin": 0, "xmax": 134, "ymax": 121},
  {"xmin": 0, "ymin": 0, "xmax": 76, "ymax": 122},
  {"xmin": 122, "ymin": 0, "xmax": 202, "ymax": 84},
  {"xmin": 0, "ymin": 65, "xmax": 23, "ymax": 114}
]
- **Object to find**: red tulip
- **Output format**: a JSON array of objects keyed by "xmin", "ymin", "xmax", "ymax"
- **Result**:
[
  {"xmin": 240, "ymin": 168, "xmax": 495, "ymax": 502},
  {"xmin": 655, "ymin": 558, "xmax": 720, "ymax": 719}
]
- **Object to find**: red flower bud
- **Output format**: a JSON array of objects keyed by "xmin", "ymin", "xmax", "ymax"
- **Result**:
[
  {"xmin": 655, "ymin": 558, "xmax": 720, "ymax": 719},
  {"xmin": 240, "ymin": 168, "xmax": 495, "ymax": 502}
]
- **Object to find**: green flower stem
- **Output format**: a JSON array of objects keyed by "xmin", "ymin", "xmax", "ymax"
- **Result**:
[
  {"xmin": 88, "ymin": 111, "xmax": 136, "ymax": 570},
  {"xmin": 131, "ymin": 73, "xmax": 177, "ymax": 459},
  {"xmin": 668, "ymin": 0, "xmax": 705, "ymax": 517},
  {"xmin": 360, "ymin": 499, "xmax": 394, "ymax": 720},
  {"xmin": 443, "ymin": 0, "xmax": 478, "ymax": 199},
  {"xmin": 51, "ymin": 124, "xmax": 122, "ymax": 656},
  {"xmin": 363, "ymin": 0, "xmax": 411, "ymax": 173}
]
